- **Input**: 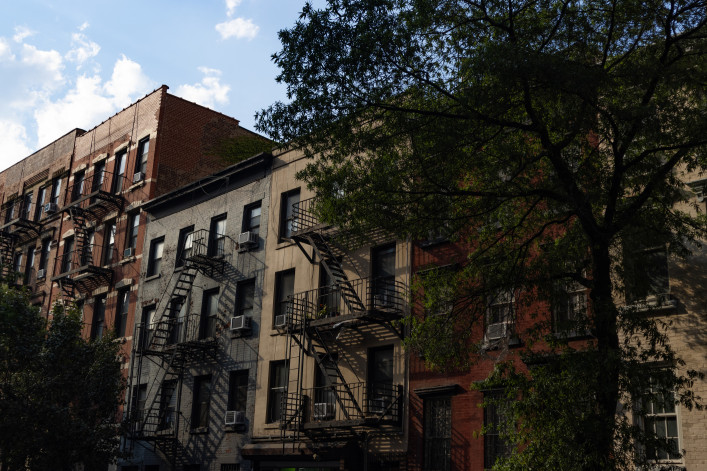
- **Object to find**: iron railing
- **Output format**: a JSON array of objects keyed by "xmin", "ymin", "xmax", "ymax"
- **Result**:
[
  {"xmin": 288, "ymin": 276, "xmax": 407, "ymax": 324},
  {"xmin": 135, "ymin": 313, "xmax": 217, "ymax": 352},
  {"xmin": 290, "ymin": 197, "xmax": 321, "ymax": 234},
  {"xmin": 53, "ymin": 243, "xmax": 119, "ymax": 276},
  {"xmin": 284, "ymin": 382, "xmax": 403, "ymax": 425},
  {"xmin": 66, "ymin": 169, "xmax": 127, "ymax": 204},
  {"xmin": 1, "ymin": 199, "xmax": 39, "ymax": 224}
]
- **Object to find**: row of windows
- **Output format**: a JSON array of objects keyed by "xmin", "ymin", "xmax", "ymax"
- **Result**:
[{"xmin": 3, "ymin": 176, "xmax": 63, "ymax": 224}]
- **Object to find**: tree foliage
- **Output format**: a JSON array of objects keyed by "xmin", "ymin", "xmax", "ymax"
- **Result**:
[
  {"xmin": 0, "ymin": 287, "xmax": 126, "ymax": 471},
  {"xmin": 259, "ymin": 0, "xmax": 707, "ymax": 469}
]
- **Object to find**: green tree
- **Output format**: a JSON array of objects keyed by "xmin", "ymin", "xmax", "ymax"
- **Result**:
[
  {"xmin": 0, "ymin": 287, "xmax": 125, "ymax": 471},
  {"xmin": 258, "ymin": 1, "xmax": 707, "ymax": 469}
]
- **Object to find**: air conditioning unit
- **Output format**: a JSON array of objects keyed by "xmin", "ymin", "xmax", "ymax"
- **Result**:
[
  {"xmin": 132, "ymin": 172, "xmax": 144, "ymax": 184},
  {"xmin": 44, "ymin": 203, "xmax": 59, "ymax": 214},
  {"xmin": 373, "ymin": 293, "xmax": 393, "ymax": 308},
  {"xmin": 486, "ymin": 322, "xmax": 508, "ymax": 340},
  {"xmin": 237, "ymin": 231, "xmax": 258, "ymax": 251},
  {"xmin": 274, "ymin": 314, "xmax": 287, "ymax": 328},
  {"xmin": 224, "ymin": 410, "xmax": 246, "ymax": 426},
  {"xmin": 313, "ymin": 402, "xmax": 334, "ymax": 420},
  {"xmin": 123, "ymin": 247, "xmax": 134, "ymax": 258},
  {"xmin": 369, "ymin": 397, "xmax": 387, "ymax": 414},
  {"xmin": 36, "ymin": 268, "xmax": 46, "ymax": 279},
  {"xmin": 230, "ymin": 315, "xmax": 252, "ymax": 331}
]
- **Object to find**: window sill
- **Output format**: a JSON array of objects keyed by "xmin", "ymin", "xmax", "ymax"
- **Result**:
[
  {"xmin": 128, "ymin": 180, "xmax": 145, "ymax": 192},
  {"xmin": 144, "ymin": 273, "xmax": 161, "ymax": 282},
  {"xmin": 190, "ymin": 426, "xmax": 208, "ymax": 435},
  {"xmin": 552, "ymin": 330, "xmax": 592, "ymax": 340},
  {"xmin": 276, "ymin": 239, "xmax": 295, "ymax": 249},
  {"xmin": 120, "ymin": 255, "xmax": 136, "ymax": 265}
]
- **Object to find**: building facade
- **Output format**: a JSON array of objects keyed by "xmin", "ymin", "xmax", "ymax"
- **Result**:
[{"xmin": 123, "ymin": 153, "xmax": 272, "ymax": 470}]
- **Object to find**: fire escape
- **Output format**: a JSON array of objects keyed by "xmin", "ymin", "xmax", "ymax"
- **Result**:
[
  {"xmin": 280, "ymin": 197, "xmax": 405, "ymax": 442},
  {"xmin": 51, "ymin": 169, "xmax": 125, "ymax": 297},
  {"xmin": 0, "ymin": 197, "xmax": 41, "ymax": 282},
  {"xmin": 126, "ymin": 229, "xmax": 227, "ymax": 467}
]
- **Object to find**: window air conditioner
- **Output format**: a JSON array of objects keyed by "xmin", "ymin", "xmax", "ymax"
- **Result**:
[
  {"xmin": 237, "ymin": 231, "xmax": 258, "ymax": 251},
  {"xmin": 486, "ymin": 322, "xmax": 508, "ymax": 340},
  {"xmin": 37, "ymin": 269, "xmax": 46, "ymax": 279},
  {"xmin": 313, "ymin": 402, "xmax": 334, "ymax": 420},
  {"xmin": 369, "ymin": 397, "xmax": 387, "ymax": 414},
  {"xmin": 44, "ymin": 203, "xmax": 58, "ymax": 214},
  {"xmin": 132, "ymin": 172, "xmax": 144, "ymax": 184},
  {"xmin": 274, "ymin": 314, "xmax": 287, "ymax": 328},
  {"xmin": 224, "ymin": 410, "xmax": 246, "ymax": 426},
  {"xmin": 123, "ymin": 247, "xmax": 134, "ymax": 258},
  {"xmin": 230, "ymin": 315, "xmax": 252, "ymax": 331}
]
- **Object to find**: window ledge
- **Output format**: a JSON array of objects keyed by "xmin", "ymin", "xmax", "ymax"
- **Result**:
[
  {"xmin": 120, "ymin": 255, "xmax": 136, "ymax": 265},
  {"xmin": 189, "ymin": 426, "xmax": 208, "ymax": 435},
  {"xmin": 552, "ymin": 330, "xmax": 593, "ymax": 340},
  {"xmin": 276, "ymin": 239, "xmax": 295, "ymax": 249},
  {"xmin": 128, "ymin": 180, "xmax": 145, "ymax": 192},
  {"xmin": 144, "ymin": 273, "xmax": 161, "ymax": 282}
]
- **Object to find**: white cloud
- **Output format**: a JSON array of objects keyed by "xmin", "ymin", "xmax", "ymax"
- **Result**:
[
  {"xmin": 0, "ymin": 38, "xmax": 15, "ymax": 62},
  {"xmin": 215, "ymin": 18, "xmax": 259, "ymax": 40},
  {"xmin": 226, "ymin": 0, "xmax": 242, "ymax": 17},
  {"xmin": 66, "ymin": 32, "xmax": 100, "ymax": 68},
  {"xmin": 34, "ymin": 55, "xmax": 155, "ymax": 147},
  {"xmin": 0, "ymin": 121, "xmax": 32, "ymax": 168},
  {"xmin": 79, "ymin": 22, "xmax": 89, "ymax": 32},
  {"xmin": 13, "ymin": 26, "xmax": 34, "ymax": 43},
  {"xmin": 173, "ymin": 67, "xmax": 230, "ymax": 109},
  {"xmin": 20, "ymin": 44, "xmax": 63, "ymax": 83}
]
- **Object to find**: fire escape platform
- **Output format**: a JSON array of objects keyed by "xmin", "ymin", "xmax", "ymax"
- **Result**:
[
  {"xmin": 1, "ymin": 218, "xmax": 42, "ymax": 243},
  {"xmin": 64, "ymin": 190, "xmax": 125, "ymax": 220}
]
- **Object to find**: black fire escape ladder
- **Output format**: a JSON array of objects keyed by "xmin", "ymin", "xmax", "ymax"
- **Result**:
[
  {"xmin": 303, "ymin": 232, "xmax": 365, "ymax": 313},
  {"xmin": 309, "ymin": 326, "xmax": 364, "ymax": 420},
  {"xmin": 139, "ymin": 346, "xmax": 187, "ymax": 436},
  {"xmin": 281, "ymin": 299, "xmax": 306, "ymax": 438},
  {"xmin": 67, "ymin": 207, "xmax": 91, "ymax": 263},
  {"xmin": 0, "ymin": 231, "xmax": 16, "ymax": 280}
]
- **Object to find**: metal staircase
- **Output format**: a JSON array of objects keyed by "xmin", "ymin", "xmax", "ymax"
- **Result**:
[
  {"xmin": 279, "ymin": 197, "xmax": 404, "ymax": 437},
  {"xmin": 126, "ymin": 230, "xmax": 228, "ymax": 467},
  {"xmin": 0, "ymin": 231, "xmax": 16, "ymax": 281}
]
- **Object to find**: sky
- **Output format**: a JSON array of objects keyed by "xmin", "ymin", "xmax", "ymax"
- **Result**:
[{"xmin": 0, "ymin": 0, "xmax": 325, "ymax": 171}]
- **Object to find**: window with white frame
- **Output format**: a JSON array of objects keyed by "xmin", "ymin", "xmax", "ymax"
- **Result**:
[
  {"xmin": 639, "ymin": 375, "xmax": 681, "ymax": 462},
  {"xmin": 486, "ymin": 290, "xmax": 514, "ymax": 341},
  {"xmin": 553, "ymin": 283, "xmax": 588, "ymax": 336}
]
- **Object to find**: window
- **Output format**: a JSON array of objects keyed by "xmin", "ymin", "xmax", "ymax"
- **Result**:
[
  {"xmin": 372, "ymin": 244, "xmax": 396, "ymax": 308},
  {"xmin": 139, "ymin": 305, "xmax": 156, "ymax": 351},
  {"xmin": 176, "ymin": 225, "xmax": 195, "ymax": 267},
  {"xmin": 115, "ymin": 288, "xmax": 130, "ymax": 337},
  {"xmin": 34, "ymin": 186, "xmax": 46, "ymax": 220},
  {"xmin": 113, "ymin": 149, "xmax": 127, "ymax": 193},
  {"xmin": 159, "ymin": 380, "xmax": 177, "ymax": 430},
  {"xmin": 125, "ymin": 212, "xmax": 140, "ymax": 253},
  {"xmin": 640, "ymin": 376, "xmax": 681, "ymax": 461},
  {"xmin": 319, "ymin": 262, "xmax": 341, "ymax": 318},
  {"xmin": 368, "ymin": 346, "xmax": 394, "ymax": 414},
  {"xmin": 200, "ymin": 289, "xmax": 219, "ymax": 339},
  {"xmin": 168, "ymin": 297, "xmax": 186, "ymax": 344},
  {"xmin": 21, "ymin": 192, "xmax": 32, "ymax": 220},
  {"xmin": 554, "ymin": 283, "xmax": 588, "ymax": 335},
  {"xmin": 424, "ymin": 397, "xmax": 452, "ymax": 471},
  {"xmin": 24, "ymin": 247, "xmax": 35, "ymax": 284},
  {"xmin": 243, "ymin": 201, "xmax": 262, "ymax": 236},
  {"xmin": 228, "ymin": 370, "xmax": 249, "ymax": 412},
  {"xmin": 38, "ymin": 239, "xmax": 51, "ymax": 274},
  {"xmin": 82, "ymin": 229, "xmax": 95, "ymax": 266},
  {"xmin": 209, "ymin": 214, "xmax": 227, "ymax": 257},
  {"xmin": 133, "ymin": 383, "xmax": 147, "ymax": 423},
  {"xmin": 4, "ymin": 199, "xmax": 16, "ymax": 223},
  {"xmin": 624, "ymin": 236, "xmax": 669, "ymax": 303},
  {"xmin": 274, "ymin": 269, "xmax": 295, "ymax": 324},
  {"xmin": 147, "ymin": 237, "xmax": 164, "ymax": 276},
  {"xmin": 135, "ymin": 137, "xmax": 150, "ymax": 177},
  {"xmin": 279, "ymin": 189, "xmax": 300, "ymax": 240},
  {"xmin": 50, "ymin": 176, "xmax": 62, "ymax": 205},
  {"xmin": 314, "ymin": 354, "xmax": 337, "ymax": 418},
  {"xmin": 13, "ymin": 252, "xmax": 22, "ymax": 276},
  {"xmin": 91, "ymin": 295, "xmax": 107, "ymax": 340},
  {"xmin": 236, "ymin": 279, "xmax": 255, "ymax": 317},
  {"xmin": 72, "ymin": 170, "xmax": 85, "ymax": 201},
  {"xmin": 61, "ymin": 237, "xmax": 74, "ymax": 273},
  {"xmin": 267, "ymin": 360, "xmax": 288, "ymax": 423},
  {"xmin": 103, "ymin": 222, "xmax": 116, "ymax": 265},
  {"xmin": 92, "ymin": 161, "xmax": 106, "ymax": 193},
  {"xmin": 486, "ymin": 290, "xmax": 514, "ymax": 341},
  {"xmin": 484, "ymin": 390, "xmax": 512, "ymax": 468},
  {"xmin": 192, "ymin": 375, "xmax": 212, "ymax": 429}
]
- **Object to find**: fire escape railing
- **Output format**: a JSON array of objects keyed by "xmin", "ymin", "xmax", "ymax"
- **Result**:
[
  {"xmin": 1, "ymin": 199, "xmax": 42, "ymax": 243},
  {"xmin": 64, "ymin": 170, "xmax": 126, "ymax": 218}
]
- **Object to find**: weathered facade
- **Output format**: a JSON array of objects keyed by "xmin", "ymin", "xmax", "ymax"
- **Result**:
[
  {"xmin": 241, "ymin": 148, "xmax": 411, "ymax": 471},
  {"xmin": 123, "ymin": 153, "xmax": 272, "ymax": 470}
]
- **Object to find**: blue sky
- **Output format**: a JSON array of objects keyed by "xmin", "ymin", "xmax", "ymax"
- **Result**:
[{"xmin": 0, "ymin": 0, "xmax": 324, "ymax": 170}]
